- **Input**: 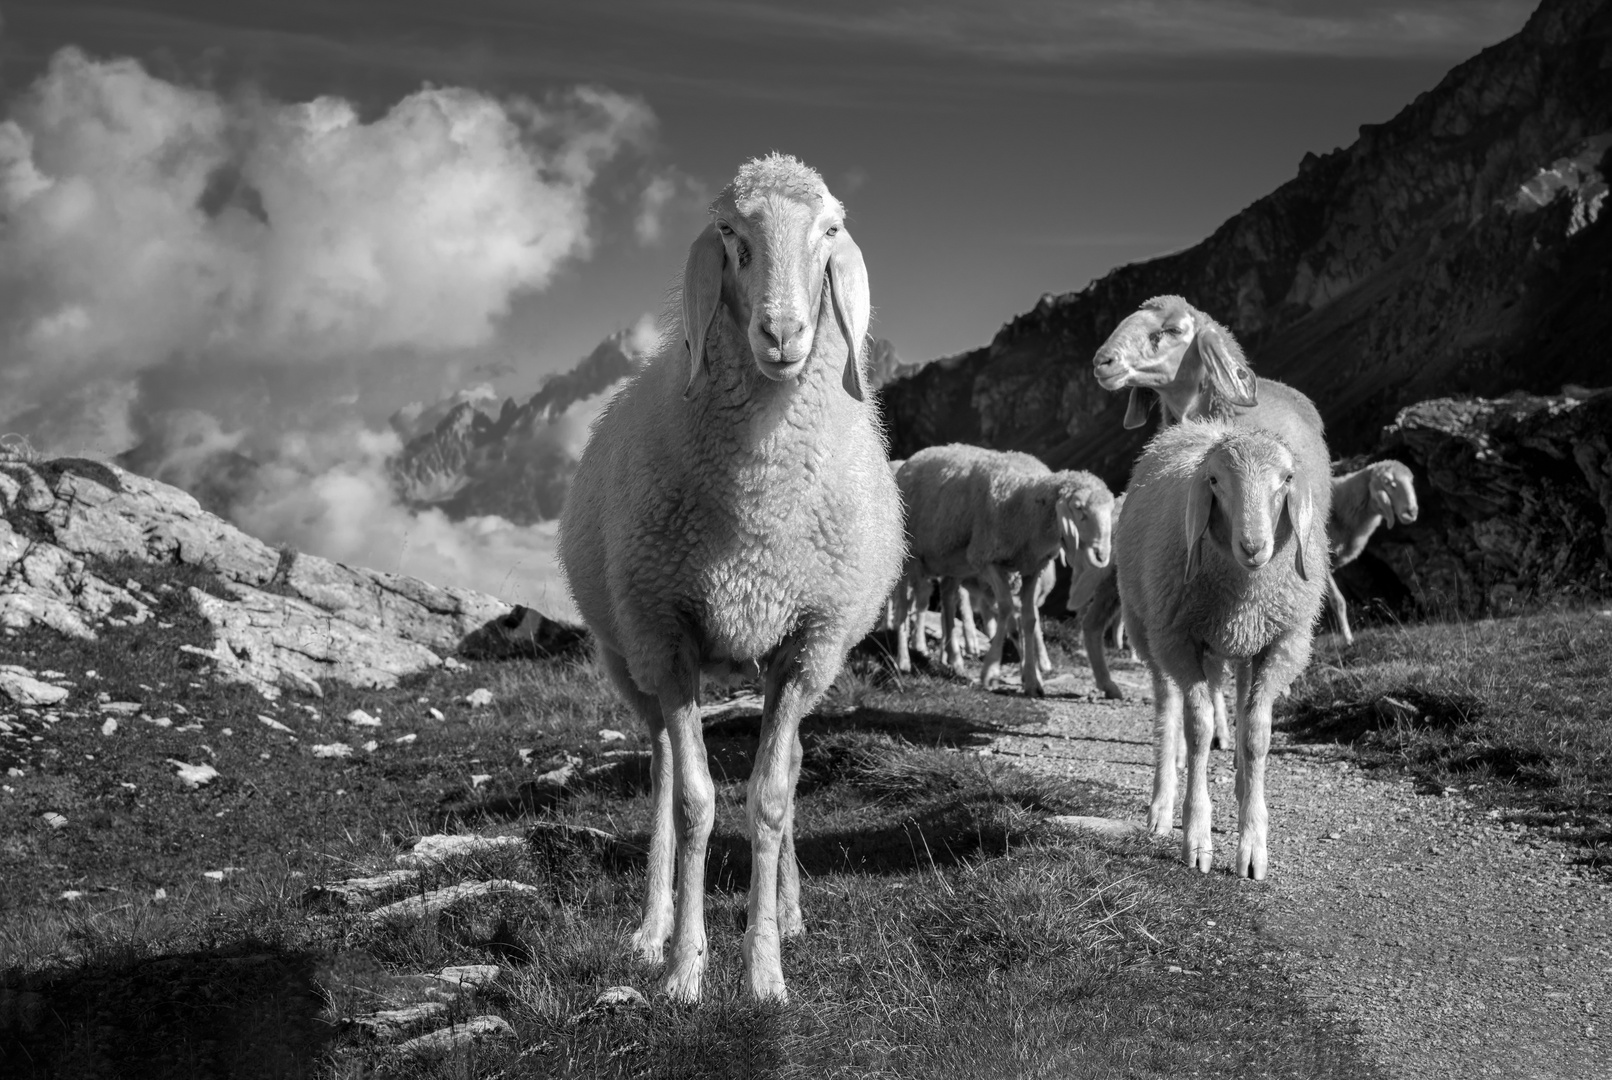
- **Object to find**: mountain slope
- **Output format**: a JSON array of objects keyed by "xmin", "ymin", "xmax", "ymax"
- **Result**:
[{"xmin": 879, "ymin": 0, "xmax": 1612, "ymax": 488}]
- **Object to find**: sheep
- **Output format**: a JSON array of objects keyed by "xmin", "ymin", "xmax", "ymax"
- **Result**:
[
  {"xmin": 1091, "ymin": 295, "xmax": 1327, "ymax": 744},
  {"xmin": 1325, "ymin": 459, "xmax": 1418, "ymax": 644},
  {"xmin": 895, "ymin": 443, "xmax": 1114, "ymax": 696},
  {"xmin": 1116, "ymin": 418, "xmax": 1330, "ymax": 879},
  {"xmin": 965, "ymin": 564, "xmax": 1055, "ymax": 673},
  {"xmin": 557, "ymin": 154, "xmax": 903, "ymax": 1003}
]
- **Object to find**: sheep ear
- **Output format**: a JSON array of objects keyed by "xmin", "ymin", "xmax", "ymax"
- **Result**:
[
  {"xmin": 1183, "ymin": 475, "xmax": 1214, "ymax": 582},
  {"xmin": 1286, "ymin": 485, "xmax": 1314, "ymax": 581},
  {"xmin": 1194, "ymin": 325, "xmax": 1258, "ymax": 408},
  {"xmin": 828, "ymin": 231, "xmax": 870, "ymax": 401},
  {"xmin": 682, "ymin": 224, "xmax": 725, "ymax": 400},
  {"xmin": 1372, "ymin": 487, "xmax": 1396, "ymax": 527},
  {"xmin": 1122, "ymin": 388, "xmax": 1152, "ymax": 430}
]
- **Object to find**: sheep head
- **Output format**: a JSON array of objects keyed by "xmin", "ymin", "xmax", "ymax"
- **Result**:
[
  {"xmin": 1368, "ymin": 460, "xmax": 1418, "ymax": 528},
  {"xmin": 1055, "ymin": 473, "xmax": 1116, "ymax": 570},
  {"xmin": 682, "ymin": 154, "xmax": 869, "ymax": 401},
  {"xmin": 1184, "ymin": 432, "xmax": 1311, "ymax": 582},
  {"xmin": 1092, "ymin": 296, "xmax": 1258, "ymax": 430}
]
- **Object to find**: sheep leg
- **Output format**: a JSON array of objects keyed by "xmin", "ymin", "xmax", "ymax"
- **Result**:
[
  {"xmin": 1082, "ymin": 579, "xmax": 1124, "ymax": 699},
  {"xmin": 1180, "ymin": 675, "xmax": 1218, "ymax": 873},
  {"xmin": 977, "ymin": 566, "xmax": 1013, "ymax": 689},
  {"xmin": 939, "ymin": 578, "xmax": 964, "ymax": 671},
  {"xmin": 597, "ymin": 647, "xmax": 676, "ymax": 962},
  {"xmin": 660, "ymin": 671, "xmax": 714, "ymax": 1003},
  {"xmin": 958, "ymin": 586, "xmax": 984, "ymax": 657},
  {"xmin": 744, "ymin": 643, "xmax": 825, "ymax": 1002},
  {"xmin": 777, "ymin": 729, "xmax": 805, "ymax": 940},
  {"xmin": 1205, "ymin": 656, "xmax": 1232, "ymax": 751},
  {"xmin": 1019, "ymin": 571, "xmax": 1049, "ymax": 697},
  {"xmin": 910, "ymin": 576, "xmax": 935, "ymax": 660},
  {"xmin": 1146, "ymin": 667, "xmax": 1183, "ymax": 835},
  {"xmin": 1326, "ymin": 571, "xmax": 1354, "ymax": 646},
  {"xmin": 1235, "ymin": 645, "xmax": 1288, "ymax": 882}
]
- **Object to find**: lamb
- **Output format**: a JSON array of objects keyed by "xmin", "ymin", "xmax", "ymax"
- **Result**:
[
  {"xmin": 894, "ymin": 443, "xmax": 1114, "ymax": 696},
  {"xmin": 965, "ymin": 564, "xmax": 1055, "ymax": 673},
  {"xmin": 1117, "ymin": 419, "xmax": 1330, "ymax": 879},
  {"xmin": 1325, "ymin": 460, "xmax": 1418, "ymax": 644},
  {"xmin": 558, "ymin": 154, "xmax": 903, "ymax": 1003}
]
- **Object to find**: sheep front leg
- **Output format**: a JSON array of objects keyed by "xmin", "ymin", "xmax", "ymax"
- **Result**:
[
  {"xmin": 1018, "ymin": 570, "xmax": 1049, "ymax": 697},
  {"xmin": 1147, "ymin": 666, "xmax": 1183, "ymax": 835},
  {"xmin": 958, "ymin": 586, "xmax": 984, "ymax": 657},
  {"xmin": 909, "ymin": 576, "xmax": 935, "ymax": 660},
  {"xmin": 977, "ymin": 566, "xmax": 1013, "ymax": 689},
  {"xmin": 1326, "ymin": 572, "xmax": 1354, "ymax": 645},
  {"xmin": 597, "ymin": 647, "xmax": 675, "ymax": 962},
  {"xmin": 745, "ymin": 647, "xmax": 824, "ymax": 1002},
  {"xmin": 939, "ymin": 578, "xmax": 964, "ymax": 671},
  {"xmin": 660, "ymin": 675, "xmax": 715, "ymax": 1003},
  {"xmin": 1180, "ymin": 676, "xmax": 1218, "ymax": 872},
  {"xmin": 1235, "ymin": 637, "xmax": 1304, "ymax": 881},
  {"xmin": 777, "ymin": 728, "xmax": 805, "ymax": 940},
  {"xmin": 1205, "ymin": 656, "xmax": 1232, "ymax": 751}
]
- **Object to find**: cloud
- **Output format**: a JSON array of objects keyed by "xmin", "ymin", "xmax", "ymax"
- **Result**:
[
  {"xmin": 0, "ymin": 47, "xmax": 658, "ymax": 616},
  {"xmin": 632, "ymin": 168, "xmax": 711, "ymax": 246}
]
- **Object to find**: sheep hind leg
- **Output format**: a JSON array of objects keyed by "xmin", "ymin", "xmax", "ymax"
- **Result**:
[
  {"xmin": 940, "ymin": 578, "xmax": 964, "ymax": 672},
  {"xmin": 597, "ymin": 647, "xmax": 675, "ymax": 964},
  {"xmin": 1326, "ymin": 571, "xmax": 1354, "ymax": 646},
  {"xmin": 745, "ymin": 642, "xmax": 827, "ymax": 1002},
  {"xmin": 1180, "ymin": 675, "xmax": 1218, "ymax": 873},
  {"xmin": 976, "ymin": 566, "xmax": 1013, "ymax": 690},
  {"xmin": 1146, "ymin": 667, "xmax": 1183, "ymax": 836},
  {"xmin": 659, "ymin": 667, "xmax": 714, "ymax": 1003},
  {"xmin": 1019, "ymin": 571, "xmax": 1049, "ymax": 697},
  {"xmin": 1205, "ymin": 656, "xmax": 1232, "ymax": 751}
]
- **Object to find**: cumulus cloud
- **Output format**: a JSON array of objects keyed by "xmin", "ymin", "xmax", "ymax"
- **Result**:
[
  {"xmin": 0, "ymin": 47, "xmax": 658, "ymax": 615},
  {"xmin": 631, "ymin": 167, "xmax": 711, "ymax": 246}
]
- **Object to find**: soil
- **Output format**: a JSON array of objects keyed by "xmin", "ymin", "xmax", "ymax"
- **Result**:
[{"xmin": 986, "ymin": 658, "xmax": 1612, "ymax": 1080}]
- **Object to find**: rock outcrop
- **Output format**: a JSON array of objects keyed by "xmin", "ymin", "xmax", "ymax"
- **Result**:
[
  {"xmin": 1, "ymin": 452, "xmax": 582, "ymax": 698},
  {"xmin": 1336, "ymin": 388, "xmax": 1612, "ymax": 616},
  {"xmin": 879, "ymin": 0, "xmax": 1612, "ymax": 495}
]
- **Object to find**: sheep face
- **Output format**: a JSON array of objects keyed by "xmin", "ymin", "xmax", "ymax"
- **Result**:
[
  {"xmin": 682, "ymin": 155, "xmax": 870, "ymax": 400},
  {"xmin": 1057, "ymin": 489, "xmax": 1114, "ymax": 569},
  {"xmin": 1184, "ymin": 434, "xmax": 1311, "ymax": 581},
  {"xmin": 1370, "ymin": 462, "xmax": 1419, "ymax": 527},
  {"xmin": 1093, "ymin": 295, "xmax": 1257, "ymax": 429}
]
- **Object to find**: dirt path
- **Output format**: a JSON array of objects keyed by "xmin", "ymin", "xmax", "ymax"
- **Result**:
[{"xmin": 984, "ymin": 662, "xmax": 1612, "ymax": 1080}]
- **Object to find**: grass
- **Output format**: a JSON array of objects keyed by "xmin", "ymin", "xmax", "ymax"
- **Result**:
[
  {"xmin": 1281, "ymin": 603, "xmax": 1612, "ymax": 871},
  {"xmin": 0, "ymin": 557, "xmax": 1381, "ymax": 1078}
]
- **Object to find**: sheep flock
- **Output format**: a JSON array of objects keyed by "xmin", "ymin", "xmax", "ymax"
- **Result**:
[{"xmin": 559, "ymin": 153, "xmax": 1420, "ymax": 1003}]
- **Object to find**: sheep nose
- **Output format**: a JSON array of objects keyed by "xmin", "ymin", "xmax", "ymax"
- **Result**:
[
  {"xmin": 758, "ymin": 316, "xmax": 805, "ymax": 352},
  {"xmin": 1239, "ymin": 539, "xmax": 1268, "ymax": 562}
]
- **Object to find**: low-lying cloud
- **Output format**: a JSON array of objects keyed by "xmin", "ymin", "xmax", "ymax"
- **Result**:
[{"xmin": 0, "ymin": 47, "xmax": 662, "ymax": 618}]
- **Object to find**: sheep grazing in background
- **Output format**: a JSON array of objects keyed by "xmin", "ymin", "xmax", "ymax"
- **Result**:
[
  {"xmin": 966, "ymin": 564, "xmax": 1055, "ymax": 673},
  {"xmin": 1117, "ymin": 420, "xmax": 1330, "ymax": 879},
  {"xmin": 558, "ymin": 154, "xmax": 903, "ymax": 1003},
  {"xmin": 895, "ymin": 443, "xmax": 1114, "ymax": 696},
  {"xmin": 1326, "ymin": 460, "xmax": 1418, "ymax": 644}
]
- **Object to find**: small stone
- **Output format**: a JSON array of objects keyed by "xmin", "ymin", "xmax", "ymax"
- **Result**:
[
  {"xmin": 167, "ymin": 760, "xmax": 219, "ymax": 790},
  {"xmin": 60, "ymin": 890, "xmax": 83, "ymax": 901},
  {"xmin": 594, "ymin": 985, "xmax": 648, "ymax": 1011},
  {"xmin": 598, "ymin": 729, "xmax": 627, "ymax": 743},
  {"xmin": 312, "ymin": 743, "xmax": 353, "ymax": 759},
  {"xmin": 98, "ymin": 701, "xmax": 142, "ymax": 715},
  {"xmin": 346, "ymin": 709, "xmax": 381, "ymax": 728},
  {"xmin": 40, "ymin": 811, "xmax": 67, "ymax": 829},
  {"xmin": 0, "ymin": 668, "xmax": 69, "ymax": 707},
  {"xmin": 470, "ymin": 773, "xmax": 492, "ymax": 789},
  {"xmin": 362, "ymin": 740, "xmax": 378, "ymax": 752},
  {"xmin": 100, "ymin": 718, "xmax": 118, "ymax": 736},
  {"xmin": 153, "ymin": 888, "xmax": 167, "ymax": 901},
  {"xmin": 394, "ymin": 1014, "xmax": 513, "ymax": 1058},
  {"xmin": 464, "ymin": 688, "xmax": 494, "ymax": 709},
  {"xmin": 1325, "ymin": 831, "xmax": 1343, "ymax": 841},
  {"xmin": 428, "ymin": 707, "xmax": 445, "ymax": 721},
  {"xmin": 202, "ymin": 868, "xmax": 244, "ymax": 882},
  {"xmin": 394, "ymin": 733, "xmax": 417, "ymax": 745},
  {"xmin": 258, "ymin": 715, "xmax": 295, "ymax": 734}
]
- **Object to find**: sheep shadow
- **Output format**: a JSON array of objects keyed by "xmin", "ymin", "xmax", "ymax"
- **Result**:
[{"xmin": 0, "ymin": 946, "xmax": 328, "ymax": 1080}]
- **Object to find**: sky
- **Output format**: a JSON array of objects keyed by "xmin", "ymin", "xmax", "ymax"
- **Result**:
[{"xmin": 0, "ymin": 0, "xmax": 1537, "ymax": 613}]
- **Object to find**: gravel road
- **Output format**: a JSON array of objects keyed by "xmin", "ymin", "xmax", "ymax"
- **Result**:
[{"xmin": 986, "ymin": 662, "xmax": 1612, "ymax": 1080}]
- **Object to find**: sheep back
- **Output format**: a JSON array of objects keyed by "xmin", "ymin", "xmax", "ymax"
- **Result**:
[{"xmin": 898, "ymin": 444, "xmax": 1060, "ymax": 579}]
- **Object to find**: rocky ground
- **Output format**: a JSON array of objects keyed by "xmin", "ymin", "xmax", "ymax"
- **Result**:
[{"xmin": 994, "ymin": 659, "xmax": 1612, "ymax": 1080}]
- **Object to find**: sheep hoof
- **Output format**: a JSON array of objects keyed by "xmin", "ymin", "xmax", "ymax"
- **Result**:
[
  {"xmin": 1235, "ymin": 842, "xmax": 1268, "ymax": 881},
  {"xmin": 1146, "ymin": 805, "xmax": 1173, "ymax": 836},
  {"xmin": 779, "ymin": 911, "xmax": 805, "ymax": 940},
  {"xmin": 631, "ymin": 922, "xmax": 671, "ymax": 964},
  {"xmin": 1100, "ymin": 683, "xmax": 1124, "ymax": 701},
  {"xmin": 1183, "ymin": 842, "xmax": 1213, "ymax": 873},
  {"xmin": 662, "ymin": 958, "xmax": 706, "ymax": 1004}
]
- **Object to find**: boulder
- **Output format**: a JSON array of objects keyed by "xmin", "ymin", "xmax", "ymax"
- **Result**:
[{"xmin": 0, "ymin": 453, "xmax": 583, "ymax": 698}]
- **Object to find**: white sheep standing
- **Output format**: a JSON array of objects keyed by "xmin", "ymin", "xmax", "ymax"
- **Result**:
[
  {"xmin": 894, "ymin": 443, "xmax": 1114, "ymax": 696},
  {"xmin": 1325, "ymin": 459, "xmax": 1418, "ymax": 644},
  {"xmin": 558, "ymin": 154, "xmax": 903, "ymax": 1003},
  {"xmin": 1117, "ymin": 419, "xmax": 1330, "ymax": 879}
]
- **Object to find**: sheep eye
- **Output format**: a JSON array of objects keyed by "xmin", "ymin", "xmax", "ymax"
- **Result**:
[
  {"xmin": 716, "ymin": 222, "xmax": 734, "ymax": 236},
  {"xmin": 1148, "ymin": 331, "xmax": 1162, "ymax": 347},
  {"xmin": 826, "ymin": 224, "xmax": 840, "ymax": 238},
  {"xmin": 1208, "ymin": 476, "xmax": 1218, "ymax": 486}
]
